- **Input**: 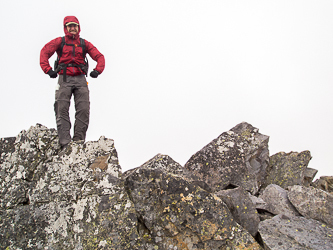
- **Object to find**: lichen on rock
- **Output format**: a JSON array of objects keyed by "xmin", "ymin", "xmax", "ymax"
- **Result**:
[
  {"xmin": 263, "ymin": 150, "xmax": 312, "ymax": 190},
  {"xmin": 0, "ymin": 124, "xmax": 139, "ymax": 249},
  {"xmin": 124, "ymin": 154, "xmax": 260, "ymax": 249},
  {"xmin": 184, "ymin": 122, "xmax": 269, "ymax": 195},
  {"xmin": 1, "ymin": 122, "xmax": 332, "ymax": 249}
]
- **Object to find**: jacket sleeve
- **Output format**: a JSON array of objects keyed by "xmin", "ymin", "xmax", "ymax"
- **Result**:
[
  {"xmin": 85, "ymin": 40, "xmax": 105, "ymax": 74},
  {"xmin": 40, "ymin": 37, "xmax": 62, "ymax": 74}
]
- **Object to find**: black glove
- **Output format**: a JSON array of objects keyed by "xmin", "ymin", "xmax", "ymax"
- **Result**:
[
  {"xmin": 47, "ymin": 70, "xmax": 58, "ymax": 78},
  {"xmin": 90, "ymin": 70, "xmax": 99, "ymax": 78}
]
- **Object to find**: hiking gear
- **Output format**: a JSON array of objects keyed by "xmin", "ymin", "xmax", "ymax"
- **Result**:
[
  {"xmin": 54, "ymin": 74, "xmax": 90, "ymax": 146},
  {"xmin": 41, "ymin": 16, "xmax": 104, "ymax": 149},
  {"xmin": 40, "ymin": 35, "xmax": 104, "ymax": 77},
  {"xmin": 54, "ymin": 36, "xmax": 89, "ymax": 82},
  {"xmin": 47, "ymin": 69, "xmax": 58, "ymax": 78},
  {"xmin": 60, "ymin": 143, "xmax": 69, "ymax": 151},
  {"xmin": 90, "ymin": 70, "xmax": 99, "ymax": 78},
  {"xmin": 40, "ymin": 16, "xmax": 105, "ymax": 76}
]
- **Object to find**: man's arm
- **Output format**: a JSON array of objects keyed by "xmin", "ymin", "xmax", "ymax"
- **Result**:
[
  {"xmin": 40, "ymin": 37, "xmax": 62, "ymax": 74},
  {"xmin": 85, "ymin": 40, "xmax": 105, "ymax": 75}
]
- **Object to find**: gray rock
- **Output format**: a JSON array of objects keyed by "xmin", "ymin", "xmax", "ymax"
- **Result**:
[
  {"xmin": 215, "ymin": 186, "xmax": 260, "ymax": 236},
  {"xmin": 303, "ymin": 168, "xmax": 318, "ymax": 187},
  {"xmin": 1, "ymin": 124, "xmax": 59, "ymax": 209},
  {"xmin": 2, "ymin": 122, "xmax": 330, "ymax": 249},
  {"xmin": 248, "ymin": 195, "xmax": 275, "ymax": 221},
  {"xmin": 312, "ymin": 176, "xmax": 333, "ymax": 194},
  {"xmin": 185, "ymin": 122, "xmax": 269, "ymax": 195},
  {"xmin": 0, "ymin": 136, "xmax": 16, "ymax": 160},
  {"xmin": 0, "ymin": 124, "xmax": 140, "ymax": 249},
  {"xmin": 28, "ymin": 137, "xmax": 122, "ymax": 203},
  {"xmin": 249, "ymin": 195, "xmax": 268, "ymax": 210},
  {"xmin": 288, "ymin": 185, "xmax": 333, "ymax": 228},
  {"xmin": 264, "ymin": 151, "xmax": 312, "ymax": 189},
  {"xmin": 259, "ymin": 184, "xmax": 300, "ymax": 217},
  {"xmin": 259, "ymin": 214, "xmax": 333, "ymax": 250},
  {"xmin": 124, "ymin": 154, "xmax": 261, "ymax": 249}
]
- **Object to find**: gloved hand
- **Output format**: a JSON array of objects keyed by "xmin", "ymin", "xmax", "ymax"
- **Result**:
[
  {"xmin": 90, "ymin": 70, "xmax": 99, "ymax": 78},
  {"xmin": 47, "ymin": 70, "xmax": 58, "ymax": 78}
]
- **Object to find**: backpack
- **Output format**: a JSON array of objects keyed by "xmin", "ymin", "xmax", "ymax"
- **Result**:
[{"xmin": 54, "ymin": 36, "xmax": 89, "ymax": 77}]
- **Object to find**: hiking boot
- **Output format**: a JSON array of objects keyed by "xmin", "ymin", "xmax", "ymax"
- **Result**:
[
  {"xmin": 60, "ymin": 143, "xmax": 69, "ymax": 151},
  {"xmin": 72, "ymin": 139, "xmax": 85, "ymax": 145}
]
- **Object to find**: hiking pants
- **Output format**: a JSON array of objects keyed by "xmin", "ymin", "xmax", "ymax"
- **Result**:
[{"xmin": 54, "ymin": 75, "xmax": 90, "ymax": 146}]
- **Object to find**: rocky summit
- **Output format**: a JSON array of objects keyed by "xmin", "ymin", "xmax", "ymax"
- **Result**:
[{"xmin": 1, "ymin": 122, "xmax": 332, "ymax": 250}]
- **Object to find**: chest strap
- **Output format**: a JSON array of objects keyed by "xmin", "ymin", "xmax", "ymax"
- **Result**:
[{"xmin": 54, "ymin": 37, "xmax": 89, "ymax": 82}]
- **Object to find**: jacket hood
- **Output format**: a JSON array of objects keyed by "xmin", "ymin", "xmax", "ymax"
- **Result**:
[{"xmin": 63, "ymin": 16, "xmax": 81, "ymax": 39}]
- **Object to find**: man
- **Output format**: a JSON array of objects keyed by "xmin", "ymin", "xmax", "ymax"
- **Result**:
[{"xmin": 40, "ymin": 16, "xmax": 105, "ymax": 149}]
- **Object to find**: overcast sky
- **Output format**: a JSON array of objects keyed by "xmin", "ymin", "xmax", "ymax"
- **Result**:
[{"xmin": 1, "ymin": 0, "xmax": 332, "ymax": 178}]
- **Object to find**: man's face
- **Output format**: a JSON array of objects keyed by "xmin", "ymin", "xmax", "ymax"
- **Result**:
[{"xmin": 66, "ymin": 24, "xmax": 79, "ymax": 35}]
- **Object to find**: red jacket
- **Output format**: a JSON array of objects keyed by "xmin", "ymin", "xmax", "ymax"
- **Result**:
[{"xmin": 40, "ymin": 16, "xmax": 105, "ymax": 76}]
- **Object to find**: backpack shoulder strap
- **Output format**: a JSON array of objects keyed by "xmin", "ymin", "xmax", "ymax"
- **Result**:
[
  {"xmin": 54, "ymin": 37, "xmax": 65, "ymax": 71},
  {"xmin": 80, "ymin": 38, "xmax": 86, "ymax": 57},
  {"xmin": 80, "ymin": 38, "xmax": 88, "ymax": 71},
  {"xmin": 56, "ymin": 36, "xmax": 66, "ymax": 59}
]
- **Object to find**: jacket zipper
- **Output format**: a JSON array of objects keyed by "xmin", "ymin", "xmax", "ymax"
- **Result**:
[{"xmin": 71, "ymin": 36, "xmax": 75, "ymax": 74}]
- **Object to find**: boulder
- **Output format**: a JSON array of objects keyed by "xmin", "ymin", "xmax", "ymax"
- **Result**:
[
  {"xmin": 263, "ymin": 151, "xmax": 312, "ymax": 189},
  {"xmin": 124, "ymin": 154, "xmax": 261, "ymax": 249},
  {"xmin": 215, "ymin": 186, "xmax": 260, "ymax": 236},
  {"xmin": 249, "ymin": 195, "xmax": 275, "ymax": 221},
  {"xmin": 312, "ymin": 176, "xmax": 333, "ymax": 194},
  {"xmin": 288, "ymin": 185, "xmax": 333, "ymax": 229},
  {"xmin": 1, "ymin": 124, "xmax": 59, "ymax": 209},
  {"xmin": 259, "ymin": 184, "xmax": 300, "ymax": 217},
  {"xmin": 303, "ymin": 168, "xmax": 318, "ymax": 187},
  {"xmin": 0, "ymin": 124, "xmax": 139, "ymax": 249},
  {"xmin": 259, "ymin": 214, "xmax": 333, "ymax": 250},
  {"xmin": 185, "ymin": 122, "xmax": 269, "ymax": 195}
]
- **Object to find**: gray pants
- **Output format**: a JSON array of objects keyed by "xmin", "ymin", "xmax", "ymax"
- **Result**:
[{"xmin": 54, "ymin": 75, "xmax": 90, "ymax": 146}]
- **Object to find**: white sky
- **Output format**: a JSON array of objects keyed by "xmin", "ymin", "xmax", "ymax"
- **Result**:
[{"xmin": 1, "ymin": 0, "xmax": 332, "ymax": 178}]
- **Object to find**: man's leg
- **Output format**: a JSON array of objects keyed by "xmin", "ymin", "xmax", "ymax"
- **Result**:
[
  {"xmin": 54, "ymin": 75, "xmax": 73, "ymax": 147},
  {"xmin": 73, "ymin": 75, "xmax": 90, "ymax": 142}
]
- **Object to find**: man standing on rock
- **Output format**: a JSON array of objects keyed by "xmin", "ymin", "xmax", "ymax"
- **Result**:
[{"xmin": 40, "ymin": 16, "xmax": 105, "ymax": 149}]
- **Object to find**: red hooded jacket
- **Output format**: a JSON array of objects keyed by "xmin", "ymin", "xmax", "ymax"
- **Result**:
[{"xmin": 40, "ymin": 16, "xmax": 105, "ymax": 76}]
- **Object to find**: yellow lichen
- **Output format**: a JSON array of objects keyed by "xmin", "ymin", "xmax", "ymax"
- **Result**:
[
  {"xmin": 213, "ymin": 195, "xmax": 222, "ymax": 202},
  {"xmin": 163, "ymin": 206, "xmax": 170, "ymax": 213}
]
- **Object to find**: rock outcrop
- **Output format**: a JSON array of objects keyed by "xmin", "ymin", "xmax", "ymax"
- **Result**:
[
  {"xmin": 124, "ymin": 154, "xmax": 260, "ymax": 249},
  {"xmin": 1, "ymin": 122, "xmax": 332, "ymax": 249},
  {"xmin": 288, "ymin": 185, "xmax": 333, "ymax": 228},
  {"xmin": 259, "ymin": 214, "xmax": 333, "ymax": 250},
  {"xmin": 0, "ymin": 125, "xmax": 139, "ymax": 249},
  {"xmin": 258, "ymin": 184, "xmax": 301, "ymax": 217},
  {"xmin": 312, "ymin": 176, "xmax": 333, "ymax": 194},
  {"xmin": 215, "ymin": 186, "xmax": 260, "ymax": 237},
  {"xmin": 263, "ymin": 151, "xmax": 312, "ymax": 190},
  {"xmin": 184, "ymin": 122, "xmax": 269, "ymax": 195}
]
